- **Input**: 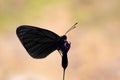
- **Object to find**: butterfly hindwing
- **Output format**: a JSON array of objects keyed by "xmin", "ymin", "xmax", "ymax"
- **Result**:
[{"xmin": 16, "ymin": 25, "xmax": 60, "ymax": 58}]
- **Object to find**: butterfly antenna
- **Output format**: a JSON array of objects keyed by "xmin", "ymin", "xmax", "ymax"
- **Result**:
[{"xmin": 65, "ymin": 22, "xmax": 78, "ymax": 35}]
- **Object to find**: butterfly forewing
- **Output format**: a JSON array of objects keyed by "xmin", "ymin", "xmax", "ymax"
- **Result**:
[{"xmin": 16, "ymin": 25, "xmax": 60, "ymax": 58}]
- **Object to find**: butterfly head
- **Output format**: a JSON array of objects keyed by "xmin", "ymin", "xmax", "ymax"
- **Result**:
[{"xmin": 61, "ymin": 35, "xmax": 67, "ymax": 40}]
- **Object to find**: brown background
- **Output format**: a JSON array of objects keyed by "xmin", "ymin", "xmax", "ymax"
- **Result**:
[{"xmin": 0, "ymin": 0, "xmax": 120, "ymax": 80}]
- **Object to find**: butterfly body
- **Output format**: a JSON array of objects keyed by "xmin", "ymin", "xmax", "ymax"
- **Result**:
[{"xmin": 16, "ymin": 25, "xmax": 70, "ymax": 59}]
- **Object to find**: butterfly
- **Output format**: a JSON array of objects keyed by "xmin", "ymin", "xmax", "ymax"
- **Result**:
[{"xmin": 16, "ymin": 22, "xmax": 78, "ymax": 80}]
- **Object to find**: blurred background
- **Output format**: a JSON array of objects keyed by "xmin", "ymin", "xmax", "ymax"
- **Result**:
[{"xmin": 0, "ymin": 0, "xmax": 120, "ymax": 80}]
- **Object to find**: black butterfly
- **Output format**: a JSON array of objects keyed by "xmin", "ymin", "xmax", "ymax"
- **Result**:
[{"xmin": 16, "ymin": 22, "xmax": 78, "ymax": 80}]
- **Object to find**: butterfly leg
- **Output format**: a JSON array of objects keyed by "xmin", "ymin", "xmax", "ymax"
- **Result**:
[{"xmin": 58, "ymin": 50, "xmax": 63, "ymax": 57}]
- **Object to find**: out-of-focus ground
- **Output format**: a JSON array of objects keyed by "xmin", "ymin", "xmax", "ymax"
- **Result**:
[{"xmin": 0, "ymin": 0, "xmax": 120, "ymax": 80}]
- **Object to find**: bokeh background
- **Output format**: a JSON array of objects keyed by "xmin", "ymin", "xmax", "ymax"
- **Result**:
[{"xmin": 0, "ymin": 0, "xmax": 120, "ymax": 80}]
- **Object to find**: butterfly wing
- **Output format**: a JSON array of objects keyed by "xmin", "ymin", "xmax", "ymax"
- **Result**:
[{"xmin": 16, "ymin": 25, "xmax": 60, "ymax": 58}]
